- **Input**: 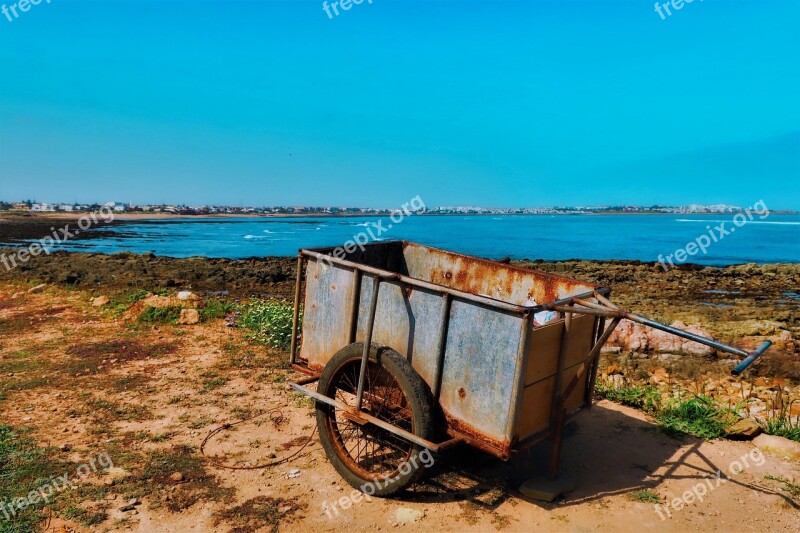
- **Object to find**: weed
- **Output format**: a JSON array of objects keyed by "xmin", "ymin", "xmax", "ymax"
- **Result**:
[
  {"xmin": 764, "ymin": 474, "xmax": 800, "ymax": 498},
  {"xmin": 628, "ymin": 489, "xmax": 661, "ymax": 503}
]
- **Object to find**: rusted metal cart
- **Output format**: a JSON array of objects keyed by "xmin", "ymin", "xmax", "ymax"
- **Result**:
[{"xmin": 289, "ymin": 241, "xmax": 771, "ymax": 495}]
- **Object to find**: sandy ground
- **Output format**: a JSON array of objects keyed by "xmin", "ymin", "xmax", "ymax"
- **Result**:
[{"xmin": 1, "ymin": 282, "xmax": 798, "ymax": 532}]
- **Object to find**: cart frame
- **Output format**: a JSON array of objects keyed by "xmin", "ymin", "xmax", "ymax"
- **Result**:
[{"xmin": 289, "ymin": 241, "xmax": 771, "ymax": 477}]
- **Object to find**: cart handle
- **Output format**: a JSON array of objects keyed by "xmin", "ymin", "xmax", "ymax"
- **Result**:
[
  {"xmin": 731, "ymin": 341, "xmax": 772, "ymax": 376},
  {"xmin": 547, "ymin": 290, "xmax": 773, "ymax": 376}
]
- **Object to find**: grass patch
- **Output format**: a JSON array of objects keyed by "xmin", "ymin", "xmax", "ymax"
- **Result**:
[
  {"xmin": 763, "ymin": 417, "xmax": 800, "ymax": 441},
  {"xmin": 200, "ymin": 299, "xmax": 235, "ymax": 321},
  {"xmin": 596, "ymin": 379, "xmax": 738, "ymax": 440},
  {"xmin": 85, "ymin": 396, "xmax": 152, "ymax": 422},
  {"xmin": 135, "ymin": 445, "xmax": 235, "ymax": 512},
  {"xmin": 214, "ymin": 496, "xmax": 304, "ymax": 533},
  {"xmin": 0, "ymin": 425, "xmax": 72, "ymax": 532},
  {"xmin": 237, "ymin": 300, "xmax": 299, "ymax": 350},
  {"xmin": 595, "ymin": 381, "xmax": 661, "ymax": 412},
  {"xmin": 655, "ymin": 395, "xmax": 737, "ymax": 440},
  {"xmin": 628, "ymin": 489, "xmax": 661, "ymax": 504},
  {"xmin": 137, "ymin": 305, "xmax": 183, "ymax": 325},
  {"xmin": 200, "ymin": 372, "xmax": 228, "ymax": 394},
  {"xmin": 61, "ymin": 505, "xmax": 108, "ymax": 527}
]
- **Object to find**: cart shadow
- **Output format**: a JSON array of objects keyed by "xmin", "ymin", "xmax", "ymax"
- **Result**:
[{"xmin": 403, "ymin": 403, "xmax": 799, "ymax": 512}]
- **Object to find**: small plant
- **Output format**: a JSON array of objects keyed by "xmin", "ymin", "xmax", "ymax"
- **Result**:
[
  {"xmin": 628, "ymin": 489, "xmax": 661, "ymax": 504},
  {"xmin": 238, "ymin": 300, "xmax": 300, "ymax": 350},
  {"xmin": 759, "ymin": 393, "xmax": 800, "ymax": 441},
  {"xmin": 764, "ymin": 474, "xmax": 800, "ymax": 498},
  {"xmin": 137, "ymin": 305, "xmax": 183, "ymax": 325}
]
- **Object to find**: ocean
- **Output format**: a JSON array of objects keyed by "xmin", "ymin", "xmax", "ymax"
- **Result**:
[{"xmin": 39, "ymin": 214, "xmax": 800, "ymax": 265}]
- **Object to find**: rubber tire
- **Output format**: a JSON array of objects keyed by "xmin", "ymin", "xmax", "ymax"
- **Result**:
[{"xmin": 316, "ymin": 342, "xmax": 435, "ymax": 497}]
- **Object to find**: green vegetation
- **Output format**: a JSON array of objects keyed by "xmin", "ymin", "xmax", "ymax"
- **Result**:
[
  {"xmin": 237, "ymin": 300, "xmax": 300, "ymax": 350},
  {"xmin": 595, "ymin": 381, "xmax": 661, "ymax": 412},
  {"xmin": 200, "ymin": 299, "xmax": 235, "ymax": 321},
  {"xmin": 0, "ymin": 425, "xmax": 70, "ymax": 533},
  {"xmin": 596, "ymin": 380, "xmax": 738, "ymax": 440},
  {"xmin": 61, "ymin": 505, "xmax": 108, "ymax": 527},
  {"xmin": 764, "ymin": 475, "xmax": 800, "ymax": 498},
  {"xmin": 763, "ymin": 415, "xmax": 800, "ymax": 441},
  {"xmin": 655, "ymin": 395, "xmax": 737, "ymax": 440},
  {"xmin": 628, "ymin": 489, "xmax": 661, "ymax": 504},
  {"xmin": 137, "ymin": 305, "xmax": 183, "ymax": 325}
]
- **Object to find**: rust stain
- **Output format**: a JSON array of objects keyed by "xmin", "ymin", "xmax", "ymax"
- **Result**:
[{"xmin": 442, "ymin": 410, "xmax": 511, "ymax": 459}]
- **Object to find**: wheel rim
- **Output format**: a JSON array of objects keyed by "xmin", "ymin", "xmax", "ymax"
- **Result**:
[{"xmin": 321, "ymin": 357, "xmax": 416, "ymax": 482}]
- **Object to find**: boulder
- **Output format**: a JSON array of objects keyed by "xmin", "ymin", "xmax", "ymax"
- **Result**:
[
  {"xmin": 753, "ymin": 434, "xmax": 800, "ymax": 461},
  {"xmin": 725, "ymin": 419, "xmax": 762, "ymax": 440},
  {"xmin": 177, "ymin": 308, "xmax": 200, "ymax": 325}
]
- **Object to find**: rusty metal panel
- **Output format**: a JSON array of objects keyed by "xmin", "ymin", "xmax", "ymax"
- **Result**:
[{"xmin": 401, "ymin": 242, "xmax": 596, "ymax": 306}]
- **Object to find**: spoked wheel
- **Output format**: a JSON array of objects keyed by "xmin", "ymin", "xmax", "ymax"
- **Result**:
[{"xmin": 316, "ymin": 343, "xmax": 434, "ymax": 496}]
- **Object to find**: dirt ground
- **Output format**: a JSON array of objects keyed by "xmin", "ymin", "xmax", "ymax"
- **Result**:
[{"xmin": 1, "ymin": 282, "xmax": 798, "ymax": 532}]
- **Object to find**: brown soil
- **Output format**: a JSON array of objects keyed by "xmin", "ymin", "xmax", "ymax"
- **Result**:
[{"xmin": 1, "ymin": 279, "xmax": 799, "ymax": 531}]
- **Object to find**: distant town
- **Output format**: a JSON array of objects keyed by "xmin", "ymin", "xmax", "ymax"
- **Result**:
[{"xmin": 0, "ymin": 200, "xmax": 795, "ymax": 216}]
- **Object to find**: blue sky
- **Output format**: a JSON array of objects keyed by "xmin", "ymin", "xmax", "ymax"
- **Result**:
[{"xmin": 1, "ymin": 0, "xmax": 798, "ymax": 208}]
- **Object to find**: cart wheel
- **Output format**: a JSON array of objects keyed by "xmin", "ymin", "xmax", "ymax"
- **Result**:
[{"xmin": 316, "ymin": 342, "xmax": 434, "ymax": 497}]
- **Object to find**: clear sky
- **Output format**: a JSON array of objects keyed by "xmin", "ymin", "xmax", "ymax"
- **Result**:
[{"xmin": 1, "ymin": 0, "xmax": 798, "ymax": 208}]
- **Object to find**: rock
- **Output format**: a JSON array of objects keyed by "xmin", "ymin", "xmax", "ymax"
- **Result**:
[
  {"xmin": 395, "ymin": 507, "xmax": 424, "ymax": 524},
  {"xmin": 27, "ymin": 283, "xmax": 47, "ymax": 293},
  {"xmin": 287, "ymin": 468, "xmax": 301, "ymax": 479},
  {"xmin": 92, "ymin": 296, "xmax": 110, "ymax": 307},
  {"xmin": 753, "ymin": 434, "xmax": 800, "ymax": 461},
  {"xmin": 726, "ymin": 419, "xmax": 762, "ymax": 440},
  {"xmin": 170, "ymin": 472, "xmax": 184, "ymax": 482},
  {"xmin": 608, "ymin": 374, "xmax": 626, "ymax": 388},
  {"xmin": 176, "ymin": 290, "xmax": 200, "ymax": 302},
  {"xmin": 177, "ymin": 308, "xmax": 200, "ymax": 325},
  {"xmin": 607, "ymin": 319, "xmax": 715, "ymax": 356}
]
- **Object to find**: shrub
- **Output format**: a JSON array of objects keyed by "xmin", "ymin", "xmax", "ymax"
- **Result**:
[{"xmin": 238, "ymin": 300, "xmax": 300, "ymax": 350}]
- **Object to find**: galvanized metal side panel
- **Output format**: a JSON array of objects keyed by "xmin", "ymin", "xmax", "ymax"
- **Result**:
[
  {"xmin": 298, "ymin": 260, "xmax": 354, "ymax": 371},
  {"xmin": 353, "ymin": 278, "xmax": 523, "ymax": 450},
  {"xmin": 354, "ymin": 277, "xmax": 444, "ymax": 389},
  {"xmin": 438, "ymin": 301, "xmax": 523, "ymax": 448}
]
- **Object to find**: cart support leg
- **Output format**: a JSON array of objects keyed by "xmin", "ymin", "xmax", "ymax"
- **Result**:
[
  {"xmin": 548, "ymin": 305, "xmax": 572, "ymax": 480},
  {"xmin": 289, "ymin": 254, "xmax": 304, "ymax": 365},
  {"xmin": 355, "ymin": 276, "xmax": 381, "ymax": 411}
]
